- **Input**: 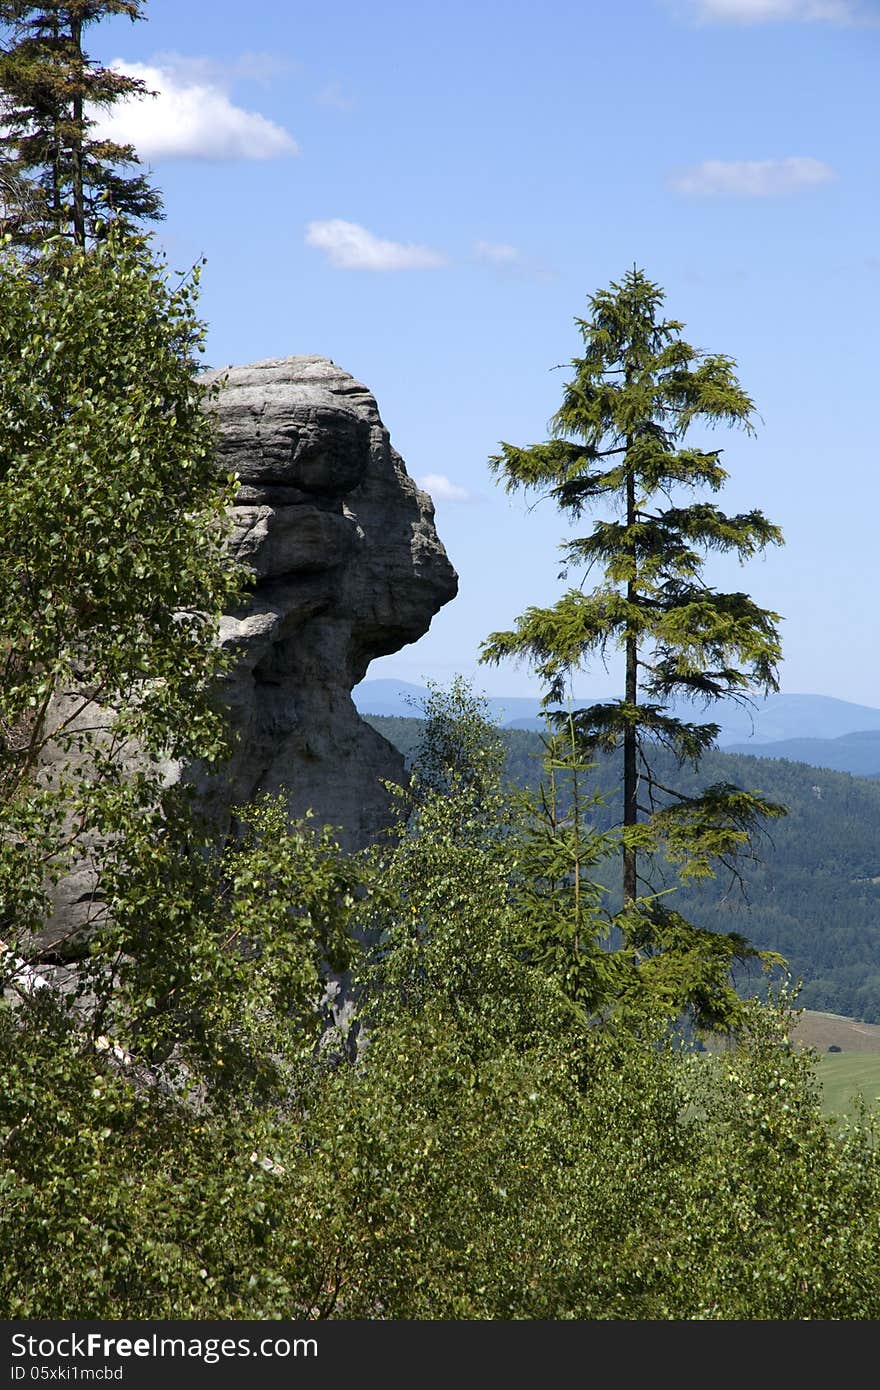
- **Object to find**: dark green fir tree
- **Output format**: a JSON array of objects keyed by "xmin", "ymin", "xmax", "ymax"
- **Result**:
[
  {"xmin": 0, "ymin": 2, "xmax": 162, "ymax": 248},
  {"xmin": 481, "ymin": 267, "xmax": 787, "ymax": 1029}
]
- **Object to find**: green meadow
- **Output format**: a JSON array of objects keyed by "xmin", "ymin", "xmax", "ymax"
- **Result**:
[{"xmin": 815, "ymin": 1055, "xmax": 880, "ymax": 1120}]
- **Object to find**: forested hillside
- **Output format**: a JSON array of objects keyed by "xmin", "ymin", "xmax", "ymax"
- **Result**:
[{"xmin": 367, "ymin": 715, "xmax": 880, "ymax": 1021}]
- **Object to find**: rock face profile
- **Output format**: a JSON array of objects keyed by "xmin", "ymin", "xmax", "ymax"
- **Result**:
[
  {"xmin": 198, "ymin": 355, "xmax": 458, "ymax": 847},
  {"xmin": 38, "ymin": 356, "xmax": 457, "ymax": 943}
]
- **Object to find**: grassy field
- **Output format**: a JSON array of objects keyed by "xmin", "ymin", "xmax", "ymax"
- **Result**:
[
  {"xmin": 814, "ymin": 1053, "xmax": 880, "ymax": 1120},
  {"xmin": 791, "ymin": 1011, "xmax": 880, "ymax": 1119},
  {"xmin": 790, "ymin": 1010, "xmax": 880, "ymax": 1053}
]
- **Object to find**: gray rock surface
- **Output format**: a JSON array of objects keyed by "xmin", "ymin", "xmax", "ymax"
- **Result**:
[
  {"xmin": 41, "ymin": 355, "xmax": 458, "ymax": 942},
  {"xmin": 200, "ymin": 355, "xmax": 458, "ymax": 846}
]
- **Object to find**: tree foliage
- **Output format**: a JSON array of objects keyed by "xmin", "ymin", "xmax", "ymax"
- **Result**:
[
  {"xmin": 0, "ymin": 1, "xmax": 162, "ymax": 248},
  {"xmin": 370, "ymin": 710, "xmax": 880, "ymax": 1023},
  {"xmin": 0, "ymin": 227, "xmax": 241, "ymax": 959},
  {"xmin": 3, "ymin": 677, "xmax": 880, "ymax": 1319},
  {"xmin": 510, "ymin": 718, "xmax": 620, "ymax": 1015},
  {"xmin": 3, "ymin": 228, "xmax": 879, "ymax": 1321},
  {"xmin": 481, "ymin": 268, "xmax": 786, "ymax": 1030}
]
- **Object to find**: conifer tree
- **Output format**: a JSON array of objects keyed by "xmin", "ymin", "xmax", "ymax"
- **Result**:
[
  {"xmin": 481, "ymin": 269, "xmax": 786, "ymax": 1024},
  {"xmin": 0, "ymin": 2, "xmax": 162, "ymax": 248}
]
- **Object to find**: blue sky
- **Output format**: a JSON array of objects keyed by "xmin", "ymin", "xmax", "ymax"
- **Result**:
[{"xmin": 83, "ymin": 0, "xmax": 878, "ymax": 702}]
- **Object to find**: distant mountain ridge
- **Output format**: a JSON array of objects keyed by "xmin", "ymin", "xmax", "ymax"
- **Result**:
[
  {"xmin": 352, "ymin": 679, "xmax": 549, "ymax": 727},
  {"xmin": 725, "ymin": 729, "xmax": 880, "ymax": 777},
  {"xmin": 354, "ymin": 680, "xmax": 880, "ymax": 773}
]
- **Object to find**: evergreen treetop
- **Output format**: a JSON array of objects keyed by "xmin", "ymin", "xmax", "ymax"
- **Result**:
[
  {"xmin": 0, "ymin": 2, "xmax": 162, "ymax": 248},
  {"xmin": 481, "ymin": 268, "xmax": 786, "ymax": 1026}
]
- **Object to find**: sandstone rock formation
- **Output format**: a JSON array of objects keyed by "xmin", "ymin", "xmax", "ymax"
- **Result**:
[
  {"xmin": 42, "ymin": 355, "xmax": 457, "ymax": 941},
  {"xmin": 200, "ymin": 354, "xmax": 458, "ymax": 846}
]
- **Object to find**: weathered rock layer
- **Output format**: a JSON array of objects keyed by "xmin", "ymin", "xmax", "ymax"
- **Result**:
[
  {"xmin": 42, "ymin": 356, "xmax": 457, "ymax": 940},
  {"xmin": 201, "ymin": 354, "xmax": 458, "ymax": 845}
]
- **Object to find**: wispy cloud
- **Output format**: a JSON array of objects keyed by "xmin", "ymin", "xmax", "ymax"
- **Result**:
[
  {"xmin": 679, "ymin": 0, "xmax": 875, "ymax": 23},
  {"xmin": 472, "ymin": 238, "xmax": 555, "ymax": 281},
  {"xmin": 228, "ymin": 50, "xmax": 301, "ymax": 84},
  {"xmin": 90, "ymin": 60, "xmax": 298, "ymax": 161},
  {"xmin": 416, "ymin": 474, "xmax": 474, "ymax": 503},
  {"xmin": 670, "ymin": 156, "xmax": 837, "ymax": 196},
  {"xmin": 315, "ymin": 80, "xmax": 355, "ymax": 111},
  {"xmin": 146, "ymin": 50, "xmax": 300, "ymax": 87},
  {"xmin": 474, "ymin": 239, "xmax": 521, "ymax": 266},
  {"xmin": 305, "ymin": 219, "xmax": 447, "ymax": 270}
]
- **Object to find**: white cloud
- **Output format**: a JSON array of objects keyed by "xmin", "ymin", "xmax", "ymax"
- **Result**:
[
  {"xmin": 89, "ymin": 60, "xmax": 298, "ymax": 161},
  {"xmin": 670, "ymin": 156, "xmax": 837, "ymax": 196},
  {"xmin": 305, "ymin": 219, "xmax": 447, "ymax": 271},
  {"xmin": 474, "ymin": 239, "xmax": 520, "ymax": 265},
  {"xmin": 682, "ymin": 0, "xmax": 872, "ymax": 22},
  {"xmin": 416, "ymin": 474, "xmax": 473, "ymax": 503}
]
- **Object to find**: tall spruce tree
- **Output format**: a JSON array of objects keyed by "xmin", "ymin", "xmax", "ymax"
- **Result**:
[
  {"xmin": 481, "ymin": 269, "xmax": 786, "ymax": 1026},
  {"xmin": 0, "ymin": 1, "xmax": 162, "ymax": 248}
]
